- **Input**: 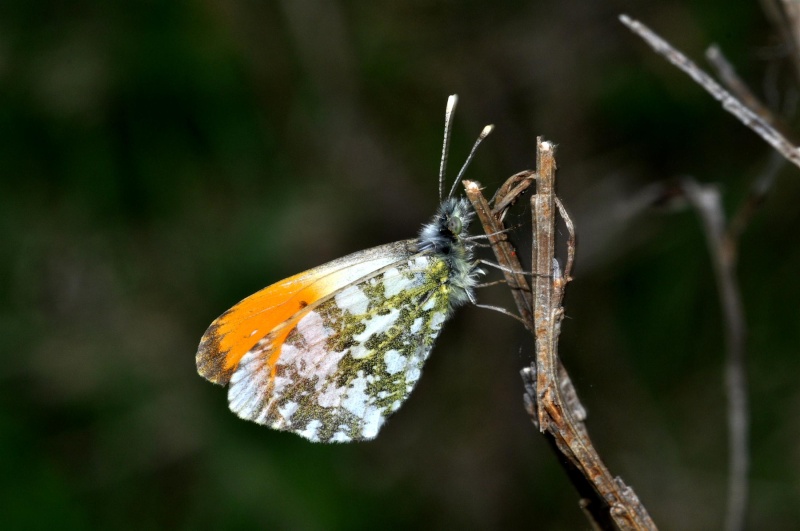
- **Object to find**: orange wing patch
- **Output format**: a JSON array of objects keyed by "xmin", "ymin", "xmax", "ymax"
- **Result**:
[
  {"xmin": 196, "ymin": 241, "xmax": 416, "ymax": 386},
  {"xmin": 197, "ymin": 270, "xmax": 328, "ymax": 385}
]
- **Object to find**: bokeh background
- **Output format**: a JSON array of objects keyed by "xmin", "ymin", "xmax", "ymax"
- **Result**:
[{"xmin": 2, "ymin": 1, "xmax": 799, "ymax": 529}]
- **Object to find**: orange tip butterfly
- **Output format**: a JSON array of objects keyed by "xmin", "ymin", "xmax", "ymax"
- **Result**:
[{"xmin": 197, "ymin": 95, "xmax": 493, "ymax": 442}]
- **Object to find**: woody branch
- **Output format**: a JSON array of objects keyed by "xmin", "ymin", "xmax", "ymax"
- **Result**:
[{"xmin": 464, "ymin": 138, "xmax": 656, "ymax": 531}]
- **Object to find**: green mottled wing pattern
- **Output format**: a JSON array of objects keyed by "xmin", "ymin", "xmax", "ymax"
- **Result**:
[{"xmin": 227, "ymin": 253, "xmax": 454, "ymax": 442}]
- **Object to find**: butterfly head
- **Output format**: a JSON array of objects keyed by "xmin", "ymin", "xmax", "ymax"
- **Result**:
[{"xmin": 418, "ymin": 197, "xmax": 473, "ymax": 254}]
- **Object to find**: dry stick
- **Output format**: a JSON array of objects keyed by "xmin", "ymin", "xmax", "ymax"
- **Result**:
[
  {"xmin": 531, "ymin": 140, "xmax": 655, "ymax": 531},
  {"xmin": 491, "ymin": 170, "xmax": 537, "ymax": 216},
  {"xmin": 679, "ymin": 180, "xmax": 749, "ymax": 531},
  {"xmin": 619, "ymin": 14, "xmax": 800, "ymax": 171},
  {"xmin": 704, "ymin": 45, "xmax": 788, "ymax": 248},
  {"xmin": 554, "ymin": 197, "xmax": 575, "ymax": 283},
  {"xmin": 618, "ymin": 16, "xmax": 795, "ymax": 531},
  {"xmin": 705, "ymin": 45, "xmax": 797, "ymax": 141},
  {"xmin": 463, "ymin": 178, "xmax": 613, "ymax": 530},
  {"xmin": 464, "ymin": 139, "xmax": 656, "ymax": 531},
  {"xmin": 705, "ymin": 44, "xmax": 786, "ymax": 244},
  {"xmin": 465, "ymin": 176, "xmax": 535, "ymax": 328}
]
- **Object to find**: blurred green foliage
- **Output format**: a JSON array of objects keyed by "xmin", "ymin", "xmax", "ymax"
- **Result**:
[{"xmin": 1, "ymin": 1, "xmax": 799, "ymax": 529}]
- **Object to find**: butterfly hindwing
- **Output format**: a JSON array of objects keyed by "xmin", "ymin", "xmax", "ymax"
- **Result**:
[{"xmin": 227, "ymin": 251, "xmax": 454, "ymax": 442}]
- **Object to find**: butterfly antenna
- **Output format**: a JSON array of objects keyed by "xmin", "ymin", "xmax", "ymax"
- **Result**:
[
  {"xmin": 439, "ymin": 94, "xmax": 458, "ymax": 201},
  {"xmin": 447, "ymin": 123, "xmax": 494, "ymax": 199}
]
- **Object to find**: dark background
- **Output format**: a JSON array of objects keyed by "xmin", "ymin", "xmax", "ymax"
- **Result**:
[{"xmin": 2, "ymin": 1, "xmax": 799, "ymax": 529}]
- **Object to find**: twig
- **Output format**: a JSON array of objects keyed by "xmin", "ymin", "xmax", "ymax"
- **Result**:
[
  {"xmin": 619, "ymin": 14, "xmax": 800, "ymax": 171},
  {"xmin": 464, "ymin": 139, "xmax": 657, "ymax": 530},
  {"xmin": 465, "ymin": 177, "xmax": 612, "ymax": 528},
  {"xmin": 620, "ymin": 17, "xmax": 797, "ymax": 529},
  {"xmin": 678, "ymin": 179, "xmax": 750, "ymax": 531},
  {"xmin": 554, "ymin": 197, "xmax": 575, "ymax": 282},
  {"xmin": 705, "ymin": 45, "xmax": 796, "ymax": 141},
  {"xmin": 491, "ymin": 170, "xmax": 537, "ymax": 217},
  {"xmin": 703, "ymin": 43, "xmax": 787, "ymax": 249},
  {"xmin": 464, "ymin": 177, "xmax": 535, "ymax": 328},
  {"xmin": 530, "ymin": 140, "xmax": 655, "ymax": 531}
]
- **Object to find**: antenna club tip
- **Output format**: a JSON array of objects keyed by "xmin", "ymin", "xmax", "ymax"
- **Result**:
[
  {"xmin": 446, "ymin": 94, "xmax": 458, "ymax": 112},
  {"xmin": 481, "ymin": 124, "xmax": 495, "ymax": 137}
]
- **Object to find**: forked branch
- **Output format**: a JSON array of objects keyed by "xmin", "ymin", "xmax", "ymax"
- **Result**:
[
  {"xmin": 619, "ymin": 14, "xmax": 800, "ymax": 170},
  {"xmin": 618, "ymin": 15, "xmax": 800, "ymax": 531},
  {"xmin": 464, "ymin": 138, "xmax": 656, "ymax": 530}
]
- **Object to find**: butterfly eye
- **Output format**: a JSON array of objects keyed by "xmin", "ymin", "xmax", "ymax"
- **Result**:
[{"xmin": 447, "ymin": 216, "xmax": 462, "ymax": 235}]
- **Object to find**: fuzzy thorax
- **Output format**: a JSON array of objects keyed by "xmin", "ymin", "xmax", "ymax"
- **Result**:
[{"xmin": 417, "ymin": 198, "xmax": 480, "ymax": 310}]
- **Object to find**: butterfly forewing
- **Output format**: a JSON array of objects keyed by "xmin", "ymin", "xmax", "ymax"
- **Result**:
[
  {"xmin": 197, "ymin": 241, "xmax": 417, "ymax": 385},
  {"xmin": 227, "ymin": 250, "xmax": 453, "ymax": 442}
]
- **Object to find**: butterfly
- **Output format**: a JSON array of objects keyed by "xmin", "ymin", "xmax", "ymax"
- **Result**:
[{"xmin": 196, "ymin": 95, "xmax": 493, "ymax": 442}]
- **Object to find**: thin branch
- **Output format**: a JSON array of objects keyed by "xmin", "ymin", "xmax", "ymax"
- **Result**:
[
  {"xmin": 530, "ymin": 140, "xmax": 654, "ymax": 531},
  {"xmin": 491, "ymin": 170, "xmax": 537, "ymax": 216},
  {"xmin": 705, "ymin": 45, "xmax": 796, "ymax": 141},
  {"xmin": 620, "ymin": 15, "xmax": 792, "ymax": 530},
  {"xmin": 464, "ymin": 139, "xmax": 657, "ymax": 530},
  {"xmin": 679, "ymin": 179, "xmax": 750, "ymax": 531},
  {"xmin": 554, "ymin": 197, "xmax": 575, "ymax": 282},
  {"xmin": 702, "ymin": 44, "xmax": 788, "ymax": 248},
  {"xmin": 619, "ymin": 14, "xmax": 800, "ymax": 171},
  {"xmin": 464, "ymin": 178, "xmax": 535, "ymax": 328}
]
